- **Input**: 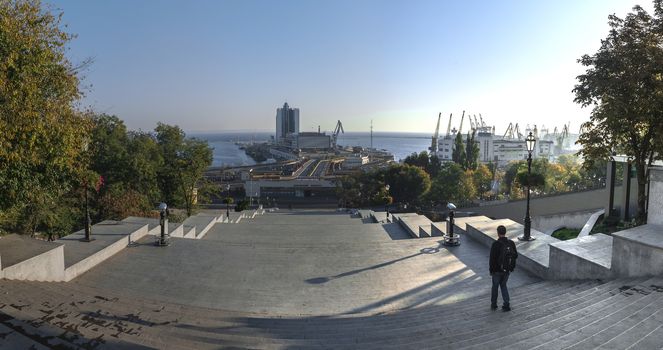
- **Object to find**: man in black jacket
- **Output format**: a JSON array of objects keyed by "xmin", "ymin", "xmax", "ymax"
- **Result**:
[{"xmin": 489, "ymin": 225, "xmax": 518, "ymax": 311}]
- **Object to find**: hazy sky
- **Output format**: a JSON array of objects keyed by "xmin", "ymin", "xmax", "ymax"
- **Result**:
[{"xmin": 54, "ymin": 0, "xmax": 652, "ymax": 134}]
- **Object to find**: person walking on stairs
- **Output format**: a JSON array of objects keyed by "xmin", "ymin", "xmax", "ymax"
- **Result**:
[{"xmin": 489, "ymin": 225, "xmax": 518, "ymax": 312}]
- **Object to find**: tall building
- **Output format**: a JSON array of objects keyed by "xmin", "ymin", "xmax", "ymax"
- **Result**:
[{"xmin": 275, "ymin": 102, "xmax": 299, "ymax": 144}]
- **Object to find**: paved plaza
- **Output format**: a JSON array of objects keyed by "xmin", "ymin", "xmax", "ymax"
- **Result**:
[{"xmin": 70, "ymin": 210, "xmax": 538, "ymax": 316}]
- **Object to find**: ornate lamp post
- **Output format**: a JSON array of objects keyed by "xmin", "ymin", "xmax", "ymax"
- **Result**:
[
  {"xmin": 157, "ymin": 202, "xmax": 170, "ymax": 246},
  {"xmin": 385, "ymin": 184, "xmax": 391, "ymax": 221},
  {"xmin": 248, "ymin": 168, "xmax": 254, "ymax": 207},
  {"xmin": 519, "ymin": 132, "xmax": 537, "ymax": 241},
  {"xmin": 81, "ymin": 141, "xmax": 94, "ymax": 242},
  {"xmin": 225, "ymin": 184, "xmax": 231, "ymax": 220},
  {"xmin": 444, "ymin": 202, "xmax": 460, "ymax": 246}
]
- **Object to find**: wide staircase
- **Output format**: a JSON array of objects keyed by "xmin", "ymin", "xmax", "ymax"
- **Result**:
[
  {"xmin": 1, "ymin": 209, "xmax": 663, "ymax": 349},
  {"xmin": 2, "ymin": 274, "xmax": 663, "ymax": 349}
]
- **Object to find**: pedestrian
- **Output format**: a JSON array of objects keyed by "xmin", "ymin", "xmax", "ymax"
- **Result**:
[{"xmin": 489, "ymin": 225, "xmax": 518, "ymax": 311}]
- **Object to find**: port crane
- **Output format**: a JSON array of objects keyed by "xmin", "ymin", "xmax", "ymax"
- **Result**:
[
  {"xmin": 445, "ymin": 113, "xmax": 454, "ymax": 136},
  {"xmin": 503, "ymin": 123, "xmax": 523, "ymax": 140},
  {"xmin": 331, "ymin": 120, "xmax": 344, "ymax": 150},
  {"xmin": 429, "ymin": 112, "xmax": 442, "ymax": 153},
  {"xmin": 458, "ymin": 111, "xmax": 465, "ymax": 134}
]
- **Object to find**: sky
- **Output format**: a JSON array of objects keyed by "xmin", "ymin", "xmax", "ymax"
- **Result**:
[{"xmin": 53, "ymin": 0, "xmax": 653, "ymax": 135}]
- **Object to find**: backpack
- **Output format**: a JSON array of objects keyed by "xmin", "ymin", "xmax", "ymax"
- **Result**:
[{"xmin": 499, "ymin": 240, "xmax": 517, "ymax": 272}]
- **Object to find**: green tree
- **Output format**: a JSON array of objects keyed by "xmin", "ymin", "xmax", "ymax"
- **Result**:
[
  {"xmin": 428, "ymin": 162, "xmax": 476, "ymax": 205},
  {"xmin": 155, "ymin": 123, "xmax": 213, "ymax": 216},
  {"xmin": 404, "ymin": 151, "xmax": 430, "ymax": 169},
  {"xmin": 403, "ymin": 151, "xmax": 442, "ymax": 177},
  {"xmin": 465, "ymin": 131, "xmax": 480, "ymax": 170},
  {"xmin": 0, "ymin": 0, "xmax": 91, "ymax": 235},
  {"xmin": 384, "ymin": 164, "xmax": 431, "ymax": 205},
  {"xmin": 472, "ymin": 163, "xmax": 493, "ymax": 199},
  {"xmin": 574, "ymin": 2, "xmax": 663, "ymax": 222},
  {"xmin": 452, "ymin": 132, "xmax": 466, "ymax": 166},
  {"xmin": 89, "ymin": 115, "xmax": 164, "ymax": 219}
]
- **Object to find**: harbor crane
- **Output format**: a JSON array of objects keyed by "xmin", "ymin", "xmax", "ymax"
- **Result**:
[
  {"xmin": 331, "ymin": 120, "xmax": 344, "ymax": 149},
  {"xmin": 458, "ymin": 110, "xmax": 465, "ymax": 134},
  {"xmin": 503, "ymin": 122, "xmax": 524, "ymax": 140},
  {"xmin": 446, "ymin": 113, "xmax": 453, "ymax": 136},
  {"xmin": 429, "ymin": 112, "xmax": 442, "ymax": 153}
]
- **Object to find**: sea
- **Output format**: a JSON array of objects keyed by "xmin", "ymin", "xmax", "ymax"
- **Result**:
[{"xmin": 192, "ymin": 132, "xmax": 432, "ymax": 167}]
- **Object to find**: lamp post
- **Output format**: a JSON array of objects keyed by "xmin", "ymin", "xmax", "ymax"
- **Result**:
[
  {"xmin": 81, "ymin": 141, "xmax": 94, "ymax": 242},
  {"xmin": 157, "ymin": 202, "xmax": 170, "ymax": 246},
  {"xmin": 248, "ymin": 169, "xmax": 253, "ymax": 207},
  {"xmin": 519, "ymin": 132, "xmax": 537, "ymax": 241},
  {"xmin": 444, "ymin": 202, "xmax": 460, "ymax": 246},
  {"xmin": 225, "ymin": 184, "xmax": 231, "ymax": 220},
  {"xmin": 385, "ymin": 184, "xmax": 391, "ymax": 221}
]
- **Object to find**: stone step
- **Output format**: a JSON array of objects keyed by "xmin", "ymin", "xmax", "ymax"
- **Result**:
[
  {"xmin": 2, "ymin": 278, "xmax": 586, "ymax": 346},
  {"xmin": 0, "ymin": 323, "xmax": 50, "ymax": 350},
  {"xmin": 627, "ymin": 324, "xmax": 663, "ymax": 349},
  {"xmin": 450, "ymin": 277, "xmax": 657, "ymax": 349},
  {"xmin": 2, "ymin": 281, "xmax": 296, "ymax": 348},
  {"xmin": 4, "ymin": 278, "xmax": 657, "ymax": 349},
  {"xmin": 513, "ymin": 280, "xmax": 663, "ymax": 349},
  {"xmin": 357, "ymin": 279, "xmax": 635, "ymax": 349},
  {"xmin": 563, "ymin": 294, "xmax": 663, "ymax": 349},
  {"xmin": 377, "ymin": 278, "xmax": 634, "ymax": 349},
  {"xmin": 0, "ymin": 304, "xmax": 90, "ymax": 349},
  {"xmin": 598, "ymin": 306, "xmax": 663, "ymax": 349},
  {"xmin": 0, "ymin": 289, "xmax": 212, "ymax": 349}
]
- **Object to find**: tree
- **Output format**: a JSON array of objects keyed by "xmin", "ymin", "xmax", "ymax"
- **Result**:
[
  {"xmin": 0, "ymin": 0, "xmax": 91, "ymax": 235},
  {"xmin": 473, "ymin": 163, "xmax": 493, "ymax": 199},
  {"xmin": 403, "ymin": 151, "xmax": 442, "ymax": 177},
  {"xmin": 404, "ymin": 151, "xmax": 430, "ymax": 169},
  {"xmin": 427, "ymin": 162, "xmax": 476, "ymax": 205},
  {"xmin": 452, "ymin": 132, "xmax": 466, "ymax": 166},
  {"xmin": 383, "ymin": 164, "xmax": 431, "ymax": 205},
  {"xmin": 574, "ymin": 2, "xmax": 663, "ymax": 222},
  {"xmin": 155, "ymin": 124, "xmax": 213, "ymax": 216},
  {"xmin": 465, "ymin": 131, "xmax": 480, "ymax": 170}
]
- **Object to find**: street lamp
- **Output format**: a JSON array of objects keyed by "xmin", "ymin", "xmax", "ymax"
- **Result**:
[
  {"xmin": 157, "ymin": 202, "xmax": 170, "ymax": 246},
  {"xmin": 225, "ymin": 184, "xmax": 231, "ymax": 220},
  {"xmin": 385, "ymin": 184, "xmax": 391, "ymax": 221},
  {"xmin": 248, "ymin": 169, "xmax": 254, "ymax": 207},
  {"xmin": 444, "ymin": 202, "xmax": 460, "ymax": 246},
  {"xmin": 81, "ymin": 141, "xmax": 94, "ymax": 242},
  {"xmin": 519, "ymin": 132, "xmax": 537, "ymax": 241}
]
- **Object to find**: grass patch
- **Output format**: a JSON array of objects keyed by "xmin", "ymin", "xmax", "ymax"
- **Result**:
[{"xmin": 552, "ymin": 228, "xmax": 581, "ymax": 240}]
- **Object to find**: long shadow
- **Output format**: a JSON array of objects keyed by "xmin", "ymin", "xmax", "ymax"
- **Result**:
[{"xmin": 305, "ymin": 244, "xmax": 443, "ymax": 285}]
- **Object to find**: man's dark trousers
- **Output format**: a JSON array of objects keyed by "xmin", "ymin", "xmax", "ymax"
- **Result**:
[{"xmin": 491, "ymin": 272, "xmax": 510, "ymax": 307}]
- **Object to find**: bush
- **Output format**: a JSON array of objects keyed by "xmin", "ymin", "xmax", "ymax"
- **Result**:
[
  {"xmin": 552, "ymin": 228, "xmax": 581, "ymax": 240},
  {"xmin": 235, "ymin": 199, "xmax": 249, "ymax": 212}
]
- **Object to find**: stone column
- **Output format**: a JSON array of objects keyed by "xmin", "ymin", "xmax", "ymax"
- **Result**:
[
  {"xmin": 605, "ymin": 160, "xmax": 616, "ymax": 217},
  {"xmin": 648, "ymin": 167, "xmax": 663, "ymax": 225},
  {"xmin": 620, "ymin": 161, "xmax": 632, "ymax": 221}
]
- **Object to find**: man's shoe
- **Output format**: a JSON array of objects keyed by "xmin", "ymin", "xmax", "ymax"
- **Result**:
[
  {"xmin": 491, "ymin": 305, "xmax": 498, "ymax": 311},
  {"xmin": 502, "ymin": 305, "xmax": 511, "ymax": 312}
]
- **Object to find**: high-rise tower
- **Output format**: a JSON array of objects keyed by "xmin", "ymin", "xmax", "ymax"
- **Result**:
[{"xmin": 275, "ymin": 102, "xmax": 300, "ymax": 144}]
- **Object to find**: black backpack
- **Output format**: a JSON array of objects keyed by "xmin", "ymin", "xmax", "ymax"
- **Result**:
[{"xmin": 499, "ymin": 241, "xmax": 517, "ymax": 272}]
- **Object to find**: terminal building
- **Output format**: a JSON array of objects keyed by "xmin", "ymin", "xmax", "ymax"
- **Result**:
[{"xmin": 436, "ymin": 125, "xmax": 554, "ymax": 167}]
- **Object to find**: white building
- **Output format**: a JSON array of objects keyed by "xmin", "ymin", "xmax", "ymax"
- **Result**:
[
  {"xmin": 436, "ymin": 127, "xmax": 555, "ymax": 167},
  {"xmin": 343, "ymin": 155, "xmax": 369, "ymax": 169}
]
